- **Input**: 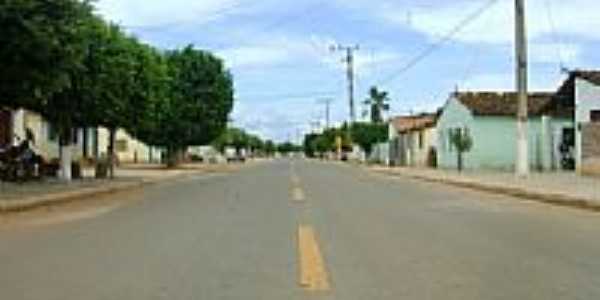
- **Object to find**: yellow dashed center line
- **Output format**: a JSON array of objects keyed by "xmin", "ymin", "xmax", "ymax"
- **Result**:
[
  {"xmin": 291, "ymin": 174, "xmax": 301, "ymax": 185},
  {"xmin": 298, "ymin": 225, "xmax": 331, "ymax": 291},
  {"xmin": 292, "ymin": 187, "xmax": 305, "ymax": 202}
]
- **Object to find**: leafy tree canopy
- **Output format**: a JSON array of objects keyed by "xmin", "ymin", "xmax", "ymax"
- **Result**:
[{"xmin": 0, "ymin": 0, "xmax": 95, "ymax": 109}]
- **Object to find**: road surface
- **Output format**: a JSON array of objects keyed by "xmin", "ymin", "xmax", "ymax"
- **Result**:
[{"xmin": 1, "ymin": 160, "xmax": 600, "ymax": 299}]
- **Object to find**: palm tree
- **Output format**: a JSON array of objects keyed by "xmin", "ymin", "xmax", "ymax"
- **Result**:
[{"xmin": 363, "ymin": 86, "xmax": 390, "ymax": 123}]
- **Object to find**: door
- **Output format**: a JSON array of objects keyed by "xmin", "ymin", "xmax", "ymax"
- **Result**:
[{"xmin": 0, "ymin": 109, "xmax": 12, "ymax": 148}]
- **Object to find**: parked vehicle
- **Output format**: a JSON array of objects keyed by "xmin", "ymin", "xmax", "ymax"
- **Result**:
[{"xmin": 0, "ymin": 138, "xmax": 44, "ymax": 182}]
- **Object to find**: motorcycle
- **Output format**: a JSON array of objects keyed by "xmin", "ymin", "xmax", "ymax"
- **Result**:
[{"xmin": 0, "ymin": 137, "xmax": 43, "ymax": 183}]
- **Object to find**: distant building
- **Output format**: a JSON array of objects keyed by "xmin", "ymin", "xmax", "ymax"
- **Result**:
[{"xmin": 388, "ymin": 113, "xmax": 439, "ymax": 167}]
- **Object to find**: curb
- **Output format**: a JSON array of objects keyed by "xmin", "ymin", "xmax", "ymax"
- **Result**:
[
  {"xmin": 373, "ymin": 169, "xmax": 600, "ymax": 213},
  {"xmin": 0, "ymin": 174, "xmax": 190, "ymax": 213}
]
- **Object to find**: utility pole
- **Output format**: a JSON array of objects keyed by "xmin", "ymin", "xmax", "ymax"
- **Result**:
[
  {"xmin": 330, "ymin": 44, "xmax": 359, "ymax": 125},
  {"xmin": 317, "ymin": 98, "xmax": 332, "ymax": 129},
  {"xmin": 515, "ymin": 0, "xmax": 529, "ymax": 177}
]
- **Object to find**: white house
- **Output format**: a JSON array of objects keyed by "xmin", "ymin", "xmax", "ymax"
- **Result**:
[
  {"xmin": 554, "ymin": 70, "xmax": 600, "ymax": 174},
  {"xmin": 388, "ymin": 113, "xmax": 439, "ymax": 167},
  {"xmin": 2, "ymin": 108, "xmax": 85, "ymax": 161}
]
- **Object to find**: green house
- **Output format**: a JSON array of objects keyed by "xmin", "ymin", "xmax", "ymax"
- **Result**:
[{"xmin": 437, "ymin": 92, "xmax": 573, "ymax": 171}]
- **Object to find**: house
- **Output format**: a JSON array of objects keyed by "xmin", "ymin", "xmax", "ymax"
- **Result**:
[
  {"xmin": 0, "ymin": 108, "xmax": 159, "ymax": 166},
  {"xmin": 436, "ymin": 91, "xmax": 572, "ymax": 171},
  {"xmin": 2, "ymin": 108, "xmax": 85, "ymax": 161},
  {"xmin": 388, "ymin": 113, "xmax": 439, "ymax": 167},
  {"xmin": 554, "ymin": 70, "xmax": 600, "ymax": 174},
  {"xmin": 96, "ymin": 128, "xmax": 161, "ymax": 164}
]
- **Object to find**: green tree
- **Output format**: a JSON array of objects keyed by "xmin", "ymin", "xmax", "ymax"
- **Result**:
[
  {"xmin": 363, "ymin": 86, "xmax": 390, "ymax": 123},
  {"xmin": 138, "ymin": 46, "xmax": 234, "ymax": 166},
  {"xmin": 88, "ymin": 24, "xmax": 133, "ymax": 173},
  {"xmin": 450, "ymin": 128, "xmax": 473, "ymax": 172},
  {"xmin": 0, "ymin": 0, "xmax": 94, "ymax": 110},
  {"xmin": 277, "ymin": 142, "xmax": 301, "ymax": 154},
  {"xmin": 264, "ymin": 140, "xmax": 276, "ymax": 156},
  {"xmin": 350, "ymin": 122, "xmax": 388, "ymax": 156},
  {"xmin": 303, "ymin": 133, "xmax": 319, "ymax": 158}
]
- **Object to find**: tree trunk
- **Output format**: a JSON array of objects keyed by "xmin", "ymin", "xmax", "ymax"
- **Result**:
[
  {"xmin": 59, "ymin": 132, "xmax": 73, "ymax": 182},
  {"xmin": 108, "ymin": 128, "xmax": 116, "ymax": 179},
  {"xmin": 166, "ymin": 146, "xmax": 178, "ymax": 168},
  {"xmin": 457, "ymin": 151, "xmax": 463, "ymax": 172},
  {"xmin": 60, "ymin": 144, "xmax": 73, "ymax": 181}
]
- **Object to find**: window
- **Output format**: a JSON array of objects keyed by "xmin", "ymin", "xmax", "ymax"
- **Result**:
[
  {"xmin": 448, "ymin": 129, "xmax": 454, "ymax": 152},
  {"xmin": 116, "ymin": 139, "xmax": 128, "ymax": 152},
  {"xmin": 47, "ymin": 122, "xmax": 58, "ymax": 142},
  {"xmin": 590, "ymin": 110, "xmax": 600, "ymax": 122}
]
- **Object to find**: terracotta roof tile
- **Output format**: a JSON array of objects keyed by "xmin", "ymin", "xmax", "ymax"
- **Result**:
[
  {"xmin": 390, "ymin": 113, "xmax": 437, "ymax": 133},
  {"xmin": 454, "ymin": 91, "xmax": 566, "ymax": 117}
]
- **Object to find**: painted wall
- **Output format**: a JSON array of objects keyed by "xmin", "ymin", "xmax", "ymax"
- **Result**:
[
  {"xmin": 12, "ymin": 109, "xmax": 84, "ymax": 161},
  {"xmin": 574, "ymin": 78, "xmax": 600, "ymax": 171},
  {"xmin": 437, "ymin": 97, "xmax": 570, "ymax": 171},
  {"xmin": 436, "ymin": 97, "xmax": 474, "ymax": 169},
  {"xmin": 407, "ymin": 127, "xmax": 437, "ymax": 167},
  {"xmin": 97, "ymin": 128, "xmax": 158, "ymax": 164},
  {"xmin": 368, "ymin": 142, "xmax": 390, "ymax": 165}
]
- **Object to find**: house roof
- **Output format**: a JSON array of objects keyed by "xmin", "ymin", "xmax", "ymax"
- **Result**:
[
  {"xmin": 453, "ymin": 91, "xmax": 568, "ymax": 117},
  {"xmin": 572, "ymin": 70, "xmax": 600, "ymax": 86},
  {"xmin": 552, "ymin": 70, "xmax": 600, "ymax": 118},
  {"xmin": 390, "ymin": 113, "xmax": 438, "ymax": 133}
]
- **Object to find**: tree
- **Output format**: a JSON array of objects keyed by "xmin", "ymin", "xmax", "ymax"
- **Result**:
[
  {"xmin": 363, "ymin": 86, "xmax": 390, "ymax": 123},
  {"xmin": 303, "ymin": 133, "xmax": 319, "ymax": 158},
  {"xmin": 0, "ymin": 0, "xmax": 95, "ymax": 110},
  {"xmin": 20, "ymin": 2, "xmax": 98, "ymax": 181},
  {"xmin": 264, "ymin": 140, "xmax": 276, "ymax": 156},
  {"xmin": 78, "ymin": 22, "xmax": 150, "ymax": 177},
  {"xmin": 277, "ymin": 142, "xmax": 301, "ymax": 154},
  {"xmin": 350, "ymin": 122, "xmax": 388, "ymax": 156},
  {"xmin": 450, "ymin": 128, "xmax": 473, "ymax": 172},
  {"xmin": 138, "ymin": 46, "xmax": 234, "ymax": 167}
]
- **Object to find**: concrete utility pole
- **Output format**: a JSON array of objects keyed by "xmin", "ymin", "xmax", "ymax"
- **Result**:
[
  {"xmin": 515, "ymin": 0, "xmax": 529, "ymax": 177},
  {"xmin": 317, "ymin": 98, "xmax": 332, "ymax": 129},
  {"xmin": 330, "ymin": 44, "xmax": 359, "ymax": 125}
]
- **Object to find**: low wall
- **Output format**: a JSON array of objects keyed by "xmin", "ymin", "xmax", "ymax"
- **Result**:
[{"xmin": 581, "ymin": 123, "xmax": 600, "ymax": 175}]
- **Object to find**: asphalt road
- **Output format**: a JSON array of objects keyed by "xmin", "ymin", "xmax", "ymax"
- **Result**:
[{"xmin": 1, "ymin": 159, "xmax": 600, "ymax": 299}]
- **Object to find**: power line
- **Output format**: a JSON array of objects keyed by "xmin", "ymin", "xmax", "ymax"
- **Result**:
[
  {"xmin": 373, "ymin": 0, "xmax": 500, "ymax": 87},
  {"xmin": 239, "ymin": 91, "xmax": 338, "ymax": 100},
  {"xmin": 543, "ymin": 0, "xmax": 566, "ymax": 71},
  {"xmin": 123, "ymin": 1, "xmax": 252, "ymax": 31},
  {"xmin": 258, "ymin": 1, "xmax": 323, "ymax": 33}
]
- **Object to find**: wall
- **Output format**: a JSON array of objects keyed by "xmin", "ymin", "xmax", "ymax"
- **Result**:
[
  {"xmin": 574, "ymin": 78, "xmax": 600, "ymax": 171},
  {"xmin": 408, "ymin": 127, "xmax": 437, "ymax": 167},
  {"xmin": 437, "ymin": 97, "xmax": 570, "ymax": 171},
  {"xmin": 12, "ymin": 109, "xmax": 84, "ymax": 161},
  {"xmin": 97, "ymin": 128, "xmax": 158, "ymax": 164},
  {"xmin": 368, "ymin": 142, "xmax": 390, "ymax": 165},
  {"xmin": 436, "ymin": 97, "xmax": 475, "ymax": 169},
  {"xmin": 581, "ymin": 123, "xmax": 600, "ymax": 175}
]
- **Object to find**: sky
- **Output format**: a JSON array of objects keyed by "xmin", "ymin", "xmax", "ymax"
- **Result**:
[{"xmin": 93, "ymin": 0, "xmax": 600, "ymax": 142}]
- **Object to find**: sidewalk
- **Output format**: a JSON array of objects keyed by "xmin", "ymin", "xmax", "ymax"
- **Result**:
[
  {"xmin": 369, "ymin": 166, "xmax": 600, "ymax": 211},
  {"xmin": 0, "ymin": 162, "xmax": 238, "ymax": 212}
]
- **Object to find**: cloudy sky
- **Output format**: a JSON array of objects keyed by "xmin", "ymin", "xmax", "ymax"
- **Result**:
[{"xmin": 94, "ymin": 0, "xmax": 600, "ymax": 142}]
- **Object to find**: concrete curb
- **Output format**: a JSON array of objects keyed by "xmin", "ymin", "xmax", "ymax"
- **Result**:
[
  {"xmin": 373, "ymin": 169, "xmax": 600, "ymax": 212},
  {"xmin": 0, "ymin": 174, "xmax": 190, "ymax": 213}
]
